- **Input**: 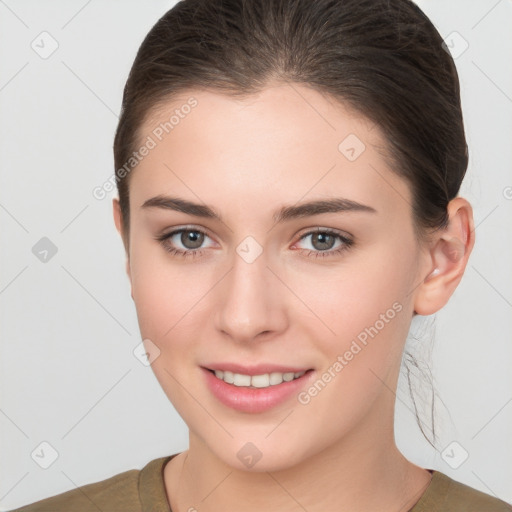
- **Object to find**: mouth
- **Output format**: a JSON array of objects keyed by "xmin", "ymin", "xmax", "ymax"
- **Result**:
[{"xmin": 201, "ymin": 366, "xmax": 315, "ymax": 413}]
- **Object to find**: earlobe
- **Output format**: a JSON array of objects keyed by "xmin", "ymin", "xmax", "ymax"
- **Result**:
[{"xmin": 414, "ymin": 197, "xmax": 475, "ymax": 316}]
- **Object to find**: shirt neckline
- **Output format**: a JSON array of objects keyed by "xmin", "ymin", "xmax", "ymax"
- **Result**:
[
  {"xmin": 138, "ymin": 454, "xmax": 447, "ymax": 512},
  {"xmin": 139, "ymin": 453, "xmax": 177, "ymax": 512}
]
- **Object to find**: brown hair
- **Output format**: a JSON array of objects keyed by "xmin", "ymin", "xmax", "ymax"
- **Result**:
[{"xmin": 113, "ymin": 0, "xmax": 468, "ymax": 445}]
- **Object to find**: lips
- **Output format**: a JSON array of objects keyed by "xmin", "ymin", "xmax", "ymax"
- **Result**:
[{"xmin": 201, "ymin": 365, "xmax": 315, "ymax": 413}]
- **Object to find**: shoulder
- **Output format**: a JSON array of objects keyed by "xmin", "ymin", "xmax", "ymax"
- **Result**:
[
  {"xmin": 9, "ymin": 468, "xmax": 140, "ymax": 512},
  {"xmin": 8, "ymin": 456, "xmax": 171, "ymax": 512},
  {"xmin": 414, "ymin": 471, "xmax": 512, "ymax": 512}
]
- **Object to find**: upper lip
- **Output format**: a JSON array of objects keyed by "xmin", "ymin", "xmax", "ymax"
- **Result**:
[{"xmin": 203, "ymin": 363, "xmax": 312, "ymax": 376}]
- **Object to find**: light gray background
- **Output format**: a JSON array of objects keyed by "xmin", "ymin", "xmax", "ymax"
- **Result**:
[{"xmin": 1, "ymin": 1, "xmax": 511, "ymax": 509}]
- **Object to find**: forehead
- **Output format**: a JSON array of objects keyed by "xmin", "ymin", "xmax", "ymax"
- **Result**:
[
  {"xmin": 141, "ymin": 83, "xmax": 381, "ymax": 156},
  {"xmin": 129, "ymin": 83, "xmax": 412, "ymax": 218}
]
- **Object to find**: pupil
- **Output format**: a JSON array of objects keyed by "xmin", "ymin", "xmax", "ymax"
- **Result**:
[
  {"xmin": 183, "ymin": 230, "xmax": 203, "ymax": 249},
  {"xmin": 314, "ymin": 233, "xmax": 333, "ymax": 251}
]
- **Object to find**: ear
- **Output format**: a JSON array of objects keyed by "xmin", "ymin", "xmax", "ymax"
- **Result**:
[
  {"xmin": 112, "ymin": 198, "xmax": 133, "ymax": 296},
  {"xmin": 414, "ymin": 197, "xmax": 475, "ymax": 316}
]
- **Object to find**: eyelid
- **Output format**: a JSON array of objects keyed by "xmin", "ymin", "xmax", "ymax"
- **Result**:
[
  {"xmin": 295, "ymin": 225, "xmax": 352, "ymax": 238},
  {"xmin": 158, "ymin": 224, "xmax": 214, "ymax": 239}
]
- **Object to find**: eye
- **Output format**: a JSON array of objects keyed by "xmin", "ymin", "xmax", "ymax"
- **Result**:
[
  {"xmin": 155, "ymin": 227, "xmax": 215, "ymax": 259},
  {"xmin": 293, "ymin": 228, "xmax": 354, "ymax": 259},
  {"xmin": 155, "ymin": 226, "xmax": 354, "ymax": 260}
]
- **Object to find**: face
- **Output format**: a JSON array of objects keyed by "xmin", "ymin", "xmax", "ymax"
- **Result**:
[{"xmin": 114, "ymin": 83, "xmax": 432, "ymax": 472}]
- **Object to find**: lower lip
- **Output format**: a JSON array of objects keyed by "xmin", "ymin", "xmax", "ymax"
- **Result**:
[{"xmin": 201, "ymin": 367, "xmax": 314, "ymax": 413}]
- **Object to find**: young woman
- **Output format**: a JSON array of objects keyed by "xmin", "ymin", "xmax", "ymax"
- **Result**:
[{"xmin": 12, "ymin": 0, "xmax": 511, "ymax": 510}]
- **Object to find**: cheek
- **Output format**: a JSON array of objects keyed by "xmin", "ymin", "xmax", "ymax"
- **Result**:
[
  {"xmin": 128, "ymin": 243, "xmax": 212, "ymax": 408},
  {"xmin": 128, "ymin": 238, "xmax": 206, "ymax": 346},
  {"xmin": 290, "ymin": 247, "xmax": 415, "ymax": 384},
  {"xmin": 294, "ymin": 256, "xmax": 411, "ymax": 341},
  {"xmin": 291, "ymin": 266, "xmax": 412, "ymax": 434}
]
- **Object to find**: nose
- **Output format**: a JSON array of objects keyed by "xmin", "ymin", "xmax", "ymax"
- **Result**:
[{"xmin": 214, "ymin": 243, "xmax": 288, "ymax": 343}]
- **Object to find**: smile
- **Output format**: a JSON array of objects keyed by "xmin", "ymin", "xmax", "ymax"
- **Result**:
[{"xmin": 202, "ymin": 367, "xmax": 314, "ymax": 413}]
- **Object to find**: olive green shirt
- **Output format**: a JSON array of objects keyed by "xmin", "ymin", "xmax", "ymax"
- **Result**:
[{"xmin": 10, "ymin": 453, "xmax": 512, "ymax": 511}]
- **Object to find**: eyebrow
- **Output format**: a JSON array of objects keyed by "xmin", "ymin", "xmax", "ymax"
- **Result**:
[{"xmin": 141, "ymin": 195, "xmax": 377, "ymax": 223}]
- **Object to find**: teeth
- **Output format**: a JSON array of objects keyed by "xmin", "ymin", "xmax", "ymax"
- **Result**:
[
  {"xmin": 251, "ymin": 374, "xmax": 270, "ymax": 388},
  {"xmin": 213, "ymin": 369, "xmax": 307, "ymax": 388},
  {"xmin": 233, "ymin": 373, "xmax": 251, "ymax": 387},
  {"xmin": 269, "ymin": 372, "xmax": 284, "ymax": 385},
  {"xmin": 223, "ymin": 370, "xmax": 234, "ymax": 384}
]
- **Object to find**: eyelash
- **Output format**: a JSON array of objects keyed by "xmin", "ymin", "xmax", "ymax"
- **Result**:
[{"xmin": 155, "ymin": 226, "xmax": 354, "ymax": 260}]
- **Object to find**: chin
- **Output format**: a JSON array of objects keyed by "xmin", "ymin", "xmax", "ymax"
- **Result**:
[{"xmin": 201, "ymin": 433, "xmax": 316, "ymax": 473}]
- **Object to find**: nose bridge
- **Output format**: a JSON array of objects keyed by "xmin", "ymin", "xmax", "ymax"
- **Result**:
[{"xmin": 214, "ymin": 235, "xmax": 285, "ymax": 340}]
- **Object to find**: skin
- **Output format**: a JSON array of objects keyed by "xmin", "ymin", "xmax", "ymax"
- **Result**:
[{"xmin": 113, "ymin": 82, "xmax": 475, "ymax": 512}]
